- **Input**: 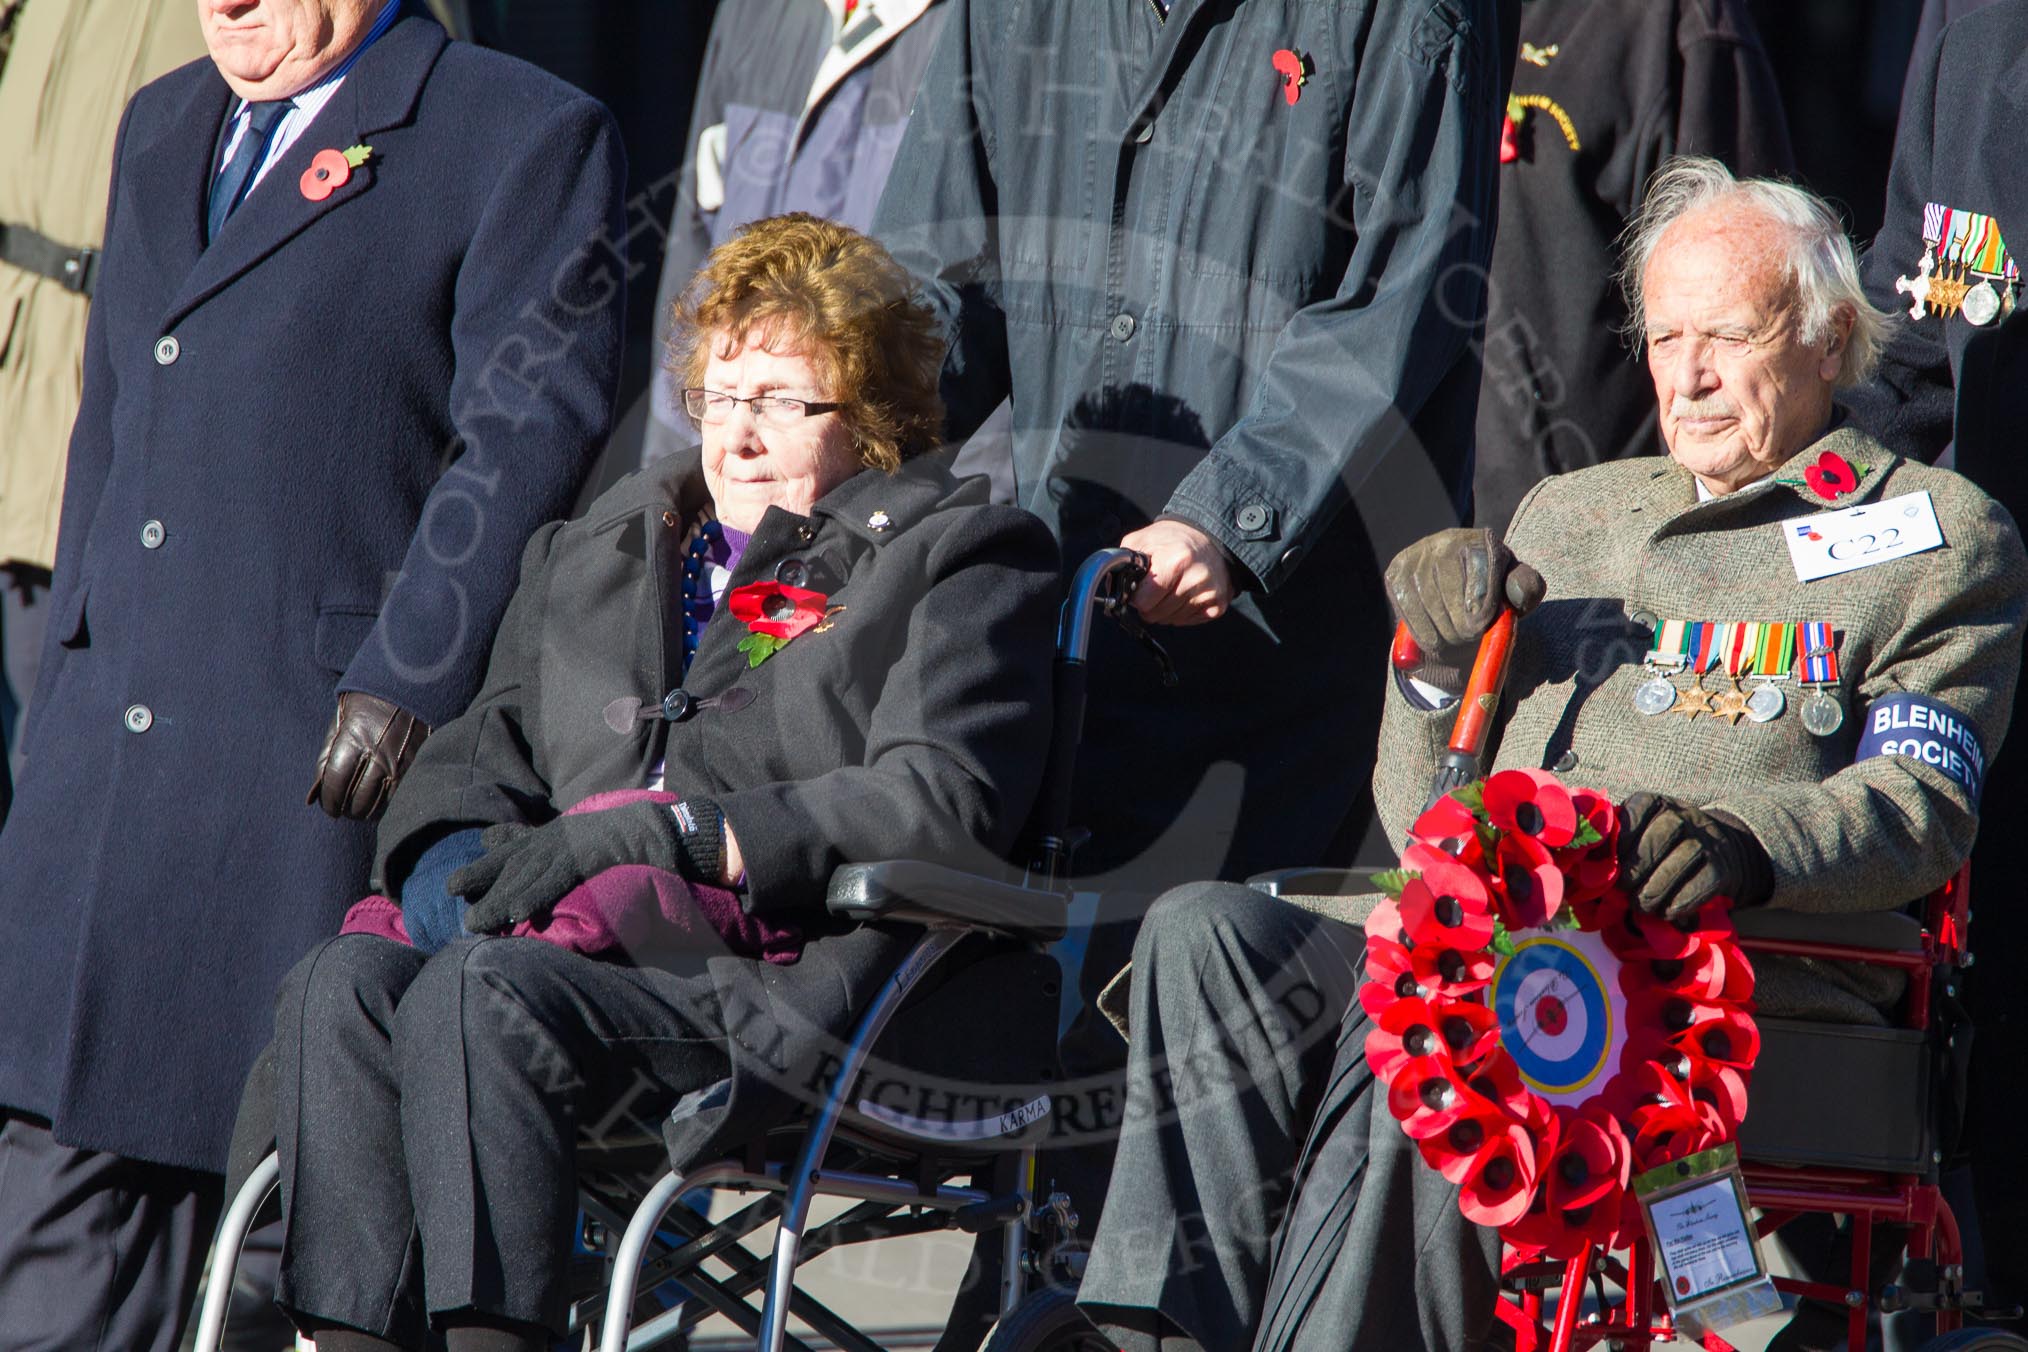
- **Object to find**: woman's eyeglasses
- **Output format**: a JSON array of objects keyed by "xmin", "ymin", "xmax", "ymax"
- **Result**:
[{"xmin": 683, "ymin": 388, "xmax": 845, "ymax": 428}]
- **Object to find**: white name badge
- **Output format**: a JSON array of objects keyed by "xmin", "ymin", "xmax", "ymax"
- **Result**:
[{"xmin": 1783, "ymin": 490, "xmax": 1945, "ymax": 583}]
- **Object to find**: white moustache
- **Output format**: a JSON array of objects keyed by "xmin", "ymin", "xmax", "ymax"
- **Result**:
[{"xmin": 1672, "ymin": 396, "xmax": 1736, "ymax": 420}]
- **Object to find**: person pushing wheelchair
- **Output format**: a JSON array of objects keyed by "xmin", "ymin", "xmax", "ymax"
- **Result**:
[{"xmin": 1078, "ymin": 158, "xmax": 2028, "ymax": 1352}]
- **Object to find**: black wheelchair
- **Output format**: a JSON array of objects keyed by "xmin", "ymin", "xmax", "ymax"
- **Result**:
[{"xmin": 192, "ymin": 549, "xmax": 1151, "ymax": 1352}]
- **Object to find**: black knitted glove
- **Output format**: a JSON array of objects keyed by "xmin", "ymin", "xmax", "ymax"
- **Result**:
[
  {"xmin": 1616, "ymin": 792, "xmax": 1773, "ymax": 926},
  {"xmin": 449, "ymin": 798, "xmax": 725, "ymax": 933}
]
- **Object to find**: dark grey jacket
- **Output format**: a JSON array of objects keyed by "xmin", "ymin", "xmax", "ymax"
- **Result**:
[
  {"xmin": 874, "ymin": 0, "xmax": 1518, "ymax": 885},
  {"xmin": 373, "ymin": 451, "xmax": 1061, "ymax": 1162}
]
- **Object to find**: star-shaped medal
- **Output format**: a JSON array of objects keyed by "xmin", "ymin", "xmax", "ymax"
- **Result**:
[
  {"xmin": 1709, "ymin": 677, "xmax": 1752, "ymax": 726},
  {"xmin": 1670, "ymin": 684, "xmax": 1715, "ymax": 720}
]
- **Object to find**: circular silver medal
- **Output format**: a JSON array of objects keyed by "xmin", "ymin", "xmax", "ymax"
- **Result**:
[
  {"xmin": 1745, "ymin": 683, "xmax": 1786, "ymax": 723},
  {"xmin": 1801, "ymin": 689, "xmax": 1844, "ymax": 737},
  {"xmin": 1633, "ymin": 676, "xmax": 1677, "ymax": 716},
  {"xmin": 1963, "ymin": 280, "xmax": 2002, "ymax": 327}
]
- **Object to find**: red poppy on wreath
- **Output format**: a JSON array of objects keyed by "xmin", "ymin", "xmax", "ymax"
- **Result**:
[
  {"xmin": 1802, "ymin": 450, "xmax": 1862, "ymax": 499},
  {"xmin": 727, "ymin": 580, "xmax": 830, "ymax": 667},
  {"xmin": 1491, "ymin": 828, "xmax": 1565, "ymax": 930},
  {"xmin": 1483, "ymin": 768, "xmax": 1578, "ymax": 847},
  {"xmin": 301, "ymin": 144, "xmax": 373, "ymax": 202}
]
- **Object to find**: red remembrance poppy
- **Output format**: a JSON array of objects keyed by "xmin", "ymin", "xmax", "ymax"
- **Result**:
[
  {"xmin": 1484, "ymin": 768, "xmax": 1578, "ymax": 847},
  {"xmin": 1492, "ymin": 830, "xmax": 1565, "ymax": 930},
  {"xmin": 1362, "ymin": 931, "xmax": 1419, "ymax": 999},
  {"xmin": 1457, "ymin": 1123, "xmax": 1540, "ymax": 1228},
  {"xmin": 1543, "ymin": 1107, "xmax": 1631, "ymax": 1213},
  {"xmin": 728, "ymin": 580, "xmax": 829, "ymax": 641},
  {"xmin": 1560, "ymin": 788, "xmax": 1620, "ymax": 908},
  {"xmin": 1410, "ymin": 937, "xmax": 1496, "ymax": 997},
  {"xmin": 1411, "ymin": 796, "xmax": 1487, "ymax": 868},
  {"xmin": 1366, "ymin": 996, "xmax": 1450, "ymax": 1080},
  {"xmin": 1460, "ymin": 1048, "xmax": 1536, "ymax": 1122},
  {"xmin": 1389, "ymin": 1056, "xmax": 1493, "ymax": 1141},
  {"xmin": 300, "ymin": 148, "xmax": 353, "ymax": 202},
  {"xmin": 1400, "ymin": 874, "xmax": 1496, "ymax": 950},
  {"xmin": 1803, "ymin": 451, "xmax": 1861, "ymax": 499}
]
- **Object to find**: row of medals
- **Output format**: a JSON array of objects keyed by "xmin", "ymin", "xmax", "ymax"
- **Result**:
[
  {"xmin": 1632, "ymin": 666, "xmax": 1844, "ymax": 737},
  {"xmin": 1922, "ymin": 260, "xmax": 2015, "ymax": 328}
]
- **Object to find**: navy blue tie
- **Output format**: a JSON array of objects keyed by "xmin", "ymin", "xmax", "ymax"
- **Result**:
[{"xmin": 206, "ymin": 100, "xmax": 292, "ymax": 243}]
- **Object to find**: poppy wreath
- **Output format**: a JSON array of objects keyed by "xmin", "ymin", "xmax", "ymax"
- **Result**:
[{"xmin": 1363, "ymin": 769, "xmax": 1759, "ymax": 1263}]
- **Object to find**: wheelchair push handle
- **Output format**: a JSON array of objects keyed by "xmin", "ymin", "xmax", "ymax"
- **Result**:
[{"xmin": 1031, "ymin": 548, "xmax": 1166, "ymax": 883}]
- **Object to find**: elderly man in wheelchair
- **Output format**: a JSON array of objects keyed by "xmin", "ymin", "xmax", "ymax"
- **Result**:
[
  {"xmin": 1075, "ymin": 157, "xmax": 2028, "ymax": 1352},
  {"xmin": 199, "ymin": 214, "xmax": 1068, "ymax": 1352}
]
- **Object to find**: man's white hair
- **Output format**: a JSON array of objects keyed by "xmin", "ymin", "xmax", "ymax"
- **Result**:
[{"xmin": 1620, "ymin": 156, "xmax": 1894, "ymax": 390}]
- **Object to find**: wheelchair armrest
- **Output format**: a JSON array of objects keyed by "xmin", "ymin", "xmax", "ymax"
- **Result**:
[
  {"xmin": 1731, "ymin": 906, "xmax": 1927, "ymax": 953},
  {"xmin": 827, "ymin": 860, "xmax": 1067, "ymax": 943},
  {"xmin": 1247, "ymin": 866, "xmax": 1384, "ymax": 898}
]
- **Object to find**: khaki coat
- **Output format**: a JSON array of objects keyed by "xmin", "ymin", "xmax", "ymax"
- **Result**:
[{"xmin": 0, "ymin": 0, "xmax": 204, "ymax": 569}]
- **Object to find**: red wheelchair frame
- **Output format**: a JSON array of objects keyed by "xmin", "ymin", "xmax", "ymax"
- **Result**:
[{"xmin": 1490, "ymin": 866, "xmax": 1972, "ymax": 1352}]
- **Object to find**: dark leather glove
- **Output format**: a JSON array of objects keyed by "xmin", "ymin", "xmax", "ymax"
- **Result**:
[
  {"xmin": 306, "ymin": 692, "xmax": 429, "ymax": 822},
  {"xmin": 448, "ymin": 798, "xmax": 725, "ymax": 933},
  {"xmin": 1384, "ymin": 527, "xmax": 1546, "ymax": 663},
  {"xmin": 1616, "ymin": 792, "xmax": 1773, "ymax": 926}
]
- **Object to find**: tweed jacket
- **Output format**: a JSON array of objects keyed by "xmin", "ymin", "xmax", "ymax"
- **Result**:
[
  {"xmin": 371, "ymin": 450, "xmax": 1061, "ymax": 1165},
  {"xmin": 1374, "ymin": 425, "xmax": 2028, "ymax": 1023}
]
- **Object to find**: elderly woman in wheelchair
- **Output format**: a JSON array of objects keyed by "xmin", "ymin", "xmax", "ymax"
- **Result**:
[
  {"xmin": 1077, "ymin": 160, "xmax": 2028, "ymax": 1352},
  {"xmin": 229, "ymin": 214, "xmax": 1059, "ymax": 1352}
]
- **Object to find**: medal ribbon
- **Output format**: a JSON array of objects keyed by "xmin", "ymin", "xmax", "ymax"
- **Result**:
[
  {"xmin": 1922, "ymin": 202, "xmax": 1946, "ymax": 245},
  {"xmin": 1800, "ymin": 620, "xmax": 1839, "ymax": 685},
  {"xmin": 1651, "ymin": 621, "xmax": 1796, "ymax": 677}
]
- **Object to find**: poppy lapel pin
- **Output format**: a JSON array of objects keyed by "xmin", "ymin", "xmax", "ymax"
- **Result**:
[
  {"xmin": 1778, "ymin": 450, "xmax": 1869, "ymax": 502},
  {"xmin": 301, "ymin": 144, "xmax": 373, "ymax": 202},
  {"xmin": 1271, "ymin": 49, "xmax": 1311, "ymax": 106},
  {"xmin": 728, "ymin": 580, "xmax": 831, "ymax": 667}
]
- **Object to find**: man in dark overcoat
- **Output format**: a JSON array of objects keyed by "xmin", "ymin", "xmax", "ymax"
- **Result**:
[
  {"xmin": 1842, "ymin": 0, "xmax": 2028, "ymax": 1315},
  {"xmin": 871, "ymin": 0, "xmax": 1521, "ymax": 1251},
  {"xmin": 0, "ymin": 1, "xmax": 625, "ymax": 1343}
]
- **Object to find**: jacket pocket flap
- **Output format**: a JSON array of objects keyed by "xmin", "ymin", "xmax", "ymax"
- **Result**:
[{"xmin": 53, "ymin": 584, "xmax": 88, "ymax": 649}]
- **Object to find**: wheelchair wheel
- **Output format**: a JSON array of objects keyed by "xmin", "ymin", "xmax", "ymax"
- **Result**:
[
  {"xmin": 981, "ymin": 1286, "xmax": 1112, "ymax": 1352},
  {"xmin": 1919, "ymin": 1331, "xmax": 2028, "ymax": 1350}
]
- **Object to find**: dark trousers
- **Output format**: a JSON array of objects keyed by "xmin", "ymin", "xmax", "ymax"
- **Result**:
[
  {"xmin": 0, "ymin": 1112, "xmax": 222, "ymax": 1352},
  {"xmin": 0, "ymin": 563, "xmax": 50, "ymax": 819},
  {"xmin": 271, "ymin": 934, "xmax": 729, "ymax": 1343},
  {"xmin": 1074, "ymin": 883, "xmax": 1363, "ymax": 1349}
]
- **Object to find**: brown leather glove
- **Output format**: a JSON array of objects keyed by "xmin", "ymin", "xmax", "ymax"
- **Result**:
[
  {"xmin": 306, "ymin": 692, "xmax": 429, "ymax": 822},
  {"xmin": 1384, "ymin": 527, "xmax": 1546, "ymax": 664},
  {"xmin": 1616, "ymin": 792, "xmax": 1773, "ymax": 926}
]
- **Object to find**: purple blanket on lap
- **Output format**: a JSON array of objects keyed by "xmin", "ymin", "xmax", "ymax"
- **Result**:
[{"xmin": 341, "ymin": 789, "xmax": 802, "ymax": 964}]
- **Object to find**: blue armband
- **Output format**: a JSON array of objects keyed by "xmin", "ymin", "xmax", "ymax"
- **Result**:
[{"xmin": 1856, "ymin": 692, "xmax": 1987, "ymax": 804}]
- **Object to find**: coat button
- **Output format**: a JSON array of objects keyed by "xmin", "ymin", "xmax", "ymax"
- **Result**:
[
  {"xmin": 1235, "ymin": 503, "xmax": 1270, "ymax": 533},
  {"xmin": 1110, "ymin": 312, "xmax": 1136, "ymax": 341},
  {"xmin": 140, "ymin": 520, "xmax": 165, "ymax": 549},
  {"xmin": 796, "ymin": 524, "xmax": 817, "ymax": 543},
  {"xmin": 660, "ymin": 688, "xmax": 694, "ymax": 722},
  {"xmin": 1630, "ymin": 608, "xmax": 1658, "ymax": 631},
  {"xmin": 1132, "ymin": 121, "xmax": 1154, "ymax": 144},
  {"xmin": 154, "ymin": 336, "xmax": 180, "ymax": 365},
  {"xmin": 1553, "ymin": 750, "xmax": 1579, "ymax": 773},
  {"xmin": 124, "ymin": 704, "xmax": 153, "ymax": 734},
  {"xmin": 775, "ymin": 558, "xmax": 809, "ymax": 588}
]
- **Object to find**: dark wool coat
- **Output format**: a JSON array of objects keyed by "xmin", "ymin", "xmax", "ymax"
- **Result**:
[
  {"xmin": 1470, "ymin": 0, "xmax": 1792, "ymax": 535},
  {"xmin": 876, "ymin": 0, "xmax": 1519, "ymax": 888},
  {"xmin": 373, "ymin": 451, "xmax": 1061, "ymax": 1167},
  {"xmin": 1842, "ymin": 0, "xmax": 2028, "ymax": 1297},
  {"xmin": 0, "ymin": 15, "xmax": 626, "ymax": 1173}
]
